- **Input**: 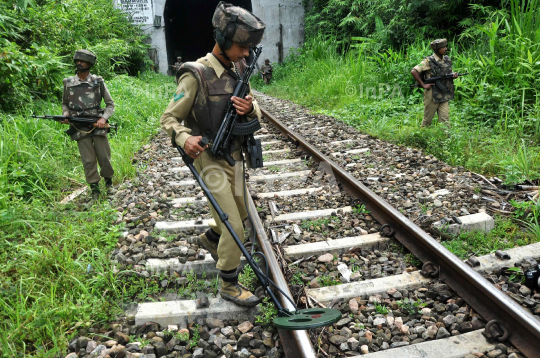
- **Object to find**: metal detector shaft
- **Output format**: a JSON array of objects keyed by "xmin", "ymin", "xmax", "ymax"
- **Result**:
[{"xmin": 171, "ymin": 132, "xmax": 286, "ymax": 313}]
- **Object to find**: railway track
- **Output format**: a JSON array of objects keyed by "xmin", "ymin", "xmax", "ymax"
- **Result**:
[{"xmin": 97, "ymin": 94, "xmax": 540, "ymax": 358}]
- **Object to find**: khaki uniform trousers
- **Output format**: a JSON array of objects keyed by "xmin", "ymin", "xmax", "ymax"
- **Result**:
[
  {"xmin": 422, "ymin": 88, "xmax": 449, "ymax": 127},
  {"xmin": 194, "ymin": 150, "xmax": 248, "ymax": 271},
  {"xmin": 77, "ymin": 135, "xmax": 114, "ymax": 184}
]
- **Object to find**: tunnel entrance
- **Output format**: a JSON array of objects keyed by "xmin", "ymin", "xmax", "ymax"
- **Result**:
[{"xmin": 164, "ymin": 0, "xmax": 252, "ymax": 74}]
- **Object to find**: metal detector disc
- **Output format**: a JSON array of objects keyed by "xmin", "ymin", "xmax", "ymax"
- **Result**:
[{"xmin": 273, "ymin": 308, "xmax": 342, "ymax": 330}]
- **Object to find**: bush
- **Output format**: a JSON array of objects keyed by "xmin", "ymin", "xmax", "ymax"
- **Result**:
[{"xmin": 0, "ymin": 0, "xmax": 151, "ymax": 111}]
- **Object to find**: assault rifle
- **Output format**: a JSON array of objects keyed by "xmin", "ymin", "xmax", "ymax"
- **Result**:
[
  {"xmin": 31, "ymin": 114, "xmax": 117, "ymax": 132},
  {"xmin": 411, "ymin": 72, "xmax": 468, "ymax": 90},
  {"xmin": 206, "ymin": 45, "xmax": 264, "ymax": 168}
]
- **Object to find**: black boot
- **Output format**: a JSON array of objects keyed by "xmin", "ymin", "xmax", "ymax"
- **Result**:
[
  {"xmin": 88, "ymin": 183, "xmax": 100, "ymax": 206},
  {"xmin": 104, "ymin": 177, "xmax": 116, "ymax": 195}
]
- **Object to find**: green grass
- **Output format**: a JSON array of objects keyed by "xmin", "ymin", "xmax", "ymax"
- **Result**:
[
  {"xmin": 258, "ymin": 7, "xmax": 540, "ymax": 185},
  {"xmin": 441, "ymin": 218, "xmax": 537, "ymax": 260},
  {"xmin": 317, "ymin": 273, "xmax": 341, "ymax": 287},
  {"xmin": 0, "ymin": 72, "xmax": 174, "ymax": 356},
  {"xmin": 300, "ymin": 217, "xmax": 341, "ymax": 231},
  {"xmin": 255, "ymin": 297, "xmax": 278, "ymax": 326}
]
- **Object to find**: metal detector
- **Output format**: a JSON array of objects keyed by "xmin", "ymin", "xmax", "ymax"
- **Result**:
[{"xmin": 171, "ymin": 132, "xmax": 341, "ymax": 330}]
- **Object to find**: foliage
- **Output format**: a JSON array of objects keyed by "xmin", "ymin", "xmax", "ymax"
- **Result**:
[
  {"xmin": 0, "ymin": 72, "xmax": 172, "ymax": 210},
  {"xmin": 0, "ymin": 0, "xmax": 151, "ymax": 111},
  {"xmin": 262, "ymin": 0, "xmax": 540, "ymax": 184},
  {"xmin": 352, "ymin": 204, "xmax": 370, "ymax": 215},
  {"xmin": 504, "ymin": 266, "xmax": 525, "ymax": 283},
  {"xmin": 303, "ymin": 0, "xmax": 505, "ymax": 48},
  {"xmin": 239, "ymin": 262, "xmax": 258, "ymax": 292},
  {"xmin": 396, "ymin": 298, "xmax": 427, "ymax": 315},
  {"xmin": 317, "ymin": 273, "xmax": 342, "ymax": 287},
  {"xmin": 0, "ymin": 72, "xmax": 172, "ymax": 356},
  {"xmin": 441, "ymin": 218, "xmax": 537, "ymax": 259},
  {"xmin": 374, "ymin": 302, "xmax": 389, "ymax": 315},
  {"xmin": 255, "ymin": 297, "xmax": 278, "ymax": 326}
]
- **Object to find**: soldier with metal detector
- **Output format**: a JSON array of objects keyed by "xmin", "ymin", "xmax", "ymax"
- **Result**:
[{"xmin": 160, "ymin": 2, "xmax": 265, "ymax": 307}]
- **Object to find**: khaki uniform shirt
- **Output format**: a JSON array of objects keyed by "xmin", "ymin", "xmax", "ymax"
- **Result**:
[
  {"xmin": 413, "ymin": 53, "xmax": 443, "ymax": 77},
  {"xmin": 61, "ymin": 73, "xmax": 115, "ymax": 120},
  {"xmin": 161, "ymin": 53, "xmax": 262, "ymax": 148}
]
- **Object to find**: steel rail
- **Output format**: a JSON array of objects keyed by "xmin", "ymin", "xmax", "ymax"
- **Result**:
[
  {"xmin": 261, "ymin": 108, "xmax": 540, "ymax": 358},
  {"xmin": 246, "ymin": 182, "xmax": 317, "ymax": 358}
]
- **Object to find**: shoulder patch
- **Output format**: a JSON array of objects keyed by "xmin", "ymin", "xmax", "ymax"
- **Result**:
[{"xmin": 173, "ymin": 92, "xmax": 185, "ymax": 102}]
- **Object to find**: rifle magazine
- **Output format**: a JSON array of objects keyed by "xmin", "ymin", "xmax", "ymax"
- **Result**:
[{"xmin": 231, "ymin": 119, "xmax": 261, "ymax": 136}]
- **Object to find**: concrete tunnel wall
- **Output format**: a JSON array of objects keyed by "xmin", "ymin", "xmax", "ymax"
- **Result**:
[{"xmin": 142, "ymin": 0, "xmax": 305, "ymax": 75}]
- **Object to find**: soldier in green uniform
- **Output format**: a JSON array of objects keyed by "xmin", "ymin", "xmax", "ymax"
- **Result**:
[
  {"xmin": 411, "ymin": 39, "xmax": 458, "ymax": 127},
  {"xmin": 260, "ymin": 59, "xmax": 273, "ymax": 84},
  {"xmin": 61, "ymin": 50, "xmax": 115, "ymax": 205},
  {"xmin": 160, "ymin": 1, "xmax": 265, "ymax": 306}
]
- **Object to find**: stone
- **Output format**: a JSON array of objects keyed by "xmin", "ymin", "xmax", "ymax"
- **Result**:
[
  {"xmin": 349, "ymin": 298, "xmax": 359, "ymax": 313},
  {"xmin": 360, "ymin": 345, "xmax": 369, "ymax": 354},
  {"xmin": 443, "ymin": 314, "xmax": 457, "ymax": 327},
  {"xmin": 487, "ymin": 350, "xmax": 503, "ymax": 358},
  {"xmin": 390, "ymin": 342, "xmax": 410, "ymax": 348},
  {"xmin": 222, "ymin": 344, "xmax": 234, "ymax": 358},
  {"xmin": 193, "ymin": 348, "xmax": 204, "ymax": 358},
  {"xmin": 329, "ymin": 335, "xmax": 348, "ymax": 345},
  {"xmin": 335, "ymin": 317, "xmax": 352, "ymax": 329},
  {"xmin": 268, "ymin": 347, "xmax": 280, "ymax": 358},
  {"xmin": 309, "ymin": 278, "xmax": 320, "ymax": 289},
  {"xmin": 519, "ymin": 285, "xmax": 532, "ymax": 296},
  {"xmin": 65, "ymin": 354, "xmax": 78, "ymax": 358},
  {"xmin": 221, "ymin": 326, "xmax": 234, "ymax": 337},
  {"xmin": 365, "ymin": 331, "xmax": 373, "ymax": 342},
  {"xmin": 115, "ymin": 332, "xmax": 130, "ymax": 345},
  {"xmin": 90, "ymin": 345, "xmax": 107, "ymax": 356},
  {"xmin": 142, "ymin": 345, "xmax": 155, "ymax": 354},
  {"xmin": 436, "ymin": 327, "xmax": 451, "ymax": 339},
  {"xmin": 237, "ymin": 333, "xmax": 253, "ymax": 347},
  {"xmin": 318, "ymin": 253, "xmax": 334, "ymax": 263},
  {"xmin": 78, "ymin": 336, "xmax": 91, "ymax": 349},
  {"xmin": 373, "ymin": 317, "xmax": 386, "ymax": 327},
  {"xmin": 347, "ymin": 337, "xmax": 359, "ymax": 351},
  {"xmin": 237, "ymin": 321, "xmax": 254, "ymax": 333},
  {"xmin": 86, "ymin": 341, "xmax": 98, "ymax": 353},
  {"xmin": 235, "ymin": 348, "xmax": 251, "ymax": 358},
  {"xmin": 206, "ymin": 318, "xmax": 224, "ymax": 329},
  {"xmin": 422, "ymin": 325, "xmax": 438, "ymax": 339},
  {"xmin": 110, "ymin": 345, "xmax": 128, "ymax": 358}
]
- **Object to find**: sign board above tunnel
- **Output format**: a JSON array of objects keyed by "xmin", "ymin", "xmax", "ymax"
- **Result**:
[{"xmin": 116, "ymin": 0, "xmax": 154, "ymax": 25}]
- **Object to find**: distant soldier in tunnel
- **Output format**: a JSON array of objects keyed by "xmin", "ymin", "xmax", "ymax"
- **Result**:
[
  {"xmin": 260, "ymin": 59, "xmax": 273, "ymax": 84},
  {"xmin": 173, "ymin": 56, "xmax": 183, "ymax": 82},
  {"xmin": 411, "ymin": 39, "xmax": 458, "ymax": 127},
  {"xmin": 62, "ymin": 49, "xmax": 115, "ymax": 206},
  {"xmin": 160, "ymin": 2, "xmax": 265, "ymax": 306}
]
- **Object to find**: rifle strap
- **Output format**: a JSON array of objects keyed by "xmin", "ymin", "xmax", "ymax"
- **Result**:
[{"xmin": 72, "ymin": 123, "xmax": 96, "ymax": 134}]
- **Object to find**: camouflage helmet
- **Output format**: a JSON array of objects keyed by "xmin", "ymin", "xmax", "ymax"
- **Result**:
[
  {"xmin": 430, "ymin": 39, "xmax": 447, "ymax": 51},
  {"xmin": 212, "ymin": 1, "xmax": 266, "ymax": 49},
  {"xmin": 73, "ymin": 49, "xmax": 96, "ymax": 65}
]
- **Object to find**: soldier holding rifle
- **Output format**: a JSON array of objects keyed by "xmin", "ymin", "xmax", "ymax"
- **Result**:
[
  {"xmin": 411, "ymin": 39, "xmax": 461, "ymax": 127},
  {"xmin": 160, "ymin": 2, "xmax": 265, "ymax": 307},
  {"xmin": 62, "ymin": 49, "xmax": 115, "ymax": 205}
]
